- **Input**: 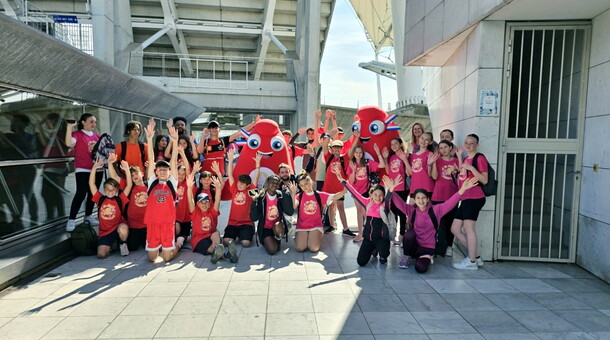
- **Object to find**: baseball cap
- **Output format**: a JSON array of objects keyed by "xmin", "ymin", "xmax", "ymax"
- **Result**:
[
  {"xmin": 331, "ymin": 140, "xmax": 344, "ymax": 147},
  {"xmin": 155, "ymin": 160, "xmax": 170, "ymax": 168},
  {"xmin": 196, "ymin": 193, "xmax": 210, "ymax": 203},
  {"xmin": 207, "ymin": 120, "xmax": 220, "ymax": 129},
  {"xmin": 321, "ymin": 133, "xmax": 331, "ymax": 139},
  {"xmin": 337, "ymin": 127, "xmax": 344, "ymax": 134}
]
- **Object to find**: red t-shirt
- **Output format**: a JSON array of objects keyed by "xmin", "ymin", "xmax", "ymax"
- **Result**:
[
  {"xmin": 120, "ymin": 179, "xmax": 148, "ymax": 229},
  {"xmin": 92, "ymin": 191, "xmax": 128, "ymax": 237},
  {"xmin": 409, "ymin": 150, "xmax": 435, "ymax": 193},
  {"xmin": 144, "ymin": 175, "xmax": 178, "ymax": 225},
  {"xmin": 263, "ymin": 194, "xmax": 281, "ymax": 229},
  {"xmin": 175, "ymin": 180, "xmax": 190, "ymax": 222},
  {"xmin": 201, "ymin": 137, "xmax": 230, "ymax": 175},
  {"xmin": 190, "ymin": 207, "xmax": 220, "ymax": 249},
  {"xmin": 296, "ymin": 191, "xmax": 331, "ymax": 230},
  {"xmin": 228, "ymin": 182, "xmax": 255, "ymax": 226},
  {"xmin": 432, "ymin": 157, "xmax": 459, "ymax": 202},
  {"xmin": 459, "ymin": 154, "xmax": 488, "ymax": 200},
  {"xmin": 387, "ymin": 154, "xmax": 409, "ymax": 192},
  {"xmin": 347, "ymin": 160, "xmax": 379, "ymax": 194},
  {"xmin": 322, "ymin": 153, "xmax": 349, "ymax": 194}
]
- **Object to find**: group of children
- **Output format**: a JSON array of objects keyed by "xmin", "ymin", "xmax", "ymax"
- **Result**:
[{"xmin": 78, "ymin": 112, "xmax": 490, "ymax": 273}]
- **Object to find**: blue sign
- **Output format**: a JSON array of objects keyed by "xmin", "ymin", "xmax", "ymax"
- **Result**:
[{"xmin": 52, "ymin": 15, "xmax": 78, "ymax": 23}]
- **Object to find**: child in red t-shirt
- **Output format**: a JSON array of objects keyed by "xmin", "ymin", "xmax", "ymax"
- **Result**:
[
  {"xmin": 174, "ymin": 145, "xmax": 193, "ymax": 249},
  {"xmin": 89, "ymin": 159, "xmax": 132, "ymax": 258},
  {"xmin": 186, "ymin": 169, "xmax": 225, "ymax": 264},
  {"xmin": 144, "ymin": 120, "xmax": 181, "ymax": 263}
]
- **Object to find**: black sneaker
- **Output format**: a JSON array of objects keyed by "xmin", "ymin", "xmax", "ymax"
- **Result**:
[
  {"xmin": 211, "ymin": 244, "xmax": 224, "ymax": 264},
  {"xmin": 379, "ymin": 257, "xmax": 388, "ymax": 264},
  {"xmin": 342, "ymin": 229, "xmax": 356, "ymax": 237},
  {"xmin": 324, "ymin": 226, "xmax": 336, "ymax": 234},
  {"xmin": 227, "ymin": 241, "xmax": 239, "ymax": 263}
]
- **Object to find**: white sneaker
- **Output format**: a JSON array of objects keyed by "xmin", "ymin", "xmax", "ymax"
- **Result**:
[
  {"xmin": 445, "ymin": 246, "xmax": 453, "ymax": 257},
  {"xmin": 66, "ymin": 219, "xmax": 76, "ymax": 232},
  {"xmin": 476, "ymin": 257, "xmax": 484, "ymax": 266},
  {"xmin": 119, "ymin": 243, "xmax": 129, "ymax": 256},
  {"xmin": 85, "ymin": 215, "xmax": 99, "ymax": 226},
  {"xmin": 452, "ymin": 257, "xmax": 478, "ymax": 271}
]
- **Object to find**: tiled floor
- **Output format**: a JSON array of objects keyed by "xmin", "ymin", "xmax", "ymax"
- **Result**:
[{"xmin": 1, "ymin": 202, "xmax": 610, "ymax": 339}]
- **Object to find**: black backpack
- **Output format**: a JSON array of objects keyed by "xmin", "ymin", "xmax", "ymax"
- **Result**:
[
  {"xmin": 410, "ymin": 207, "xmax": 447, "ymax": 256},
  {"xmin": 472, "ymin": 153, "xmax": 497, "ymax": 196},
  {"xmin": 120, "ymin": 141, "xmax": 146, "ymax": 168},
  {"xmin": 70, "ymin": 220, "xmax": 97, "ymax": 256},
  {"xmin": 298, "ymin": 191, "xmax": 331, "ymax": 228},
  {"xmin": 91, "ymin": 133, "xmax": 115, "ymax": 168},
  {"xmin": 365, "ymin": 160, "xmax": 380, "ymax": 186}
]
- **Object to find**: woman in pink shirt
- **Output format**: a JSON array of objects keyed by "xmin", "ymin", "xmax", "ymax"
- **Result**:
[
  {"xmin": 452, "ymin": 134, "xmax": 490, "ymax": 271},
  {"xmin": 385, "ymin": 175, "xmax": 478, "ymax": 273},
  {"xmin": 430, "ymin": 140, "xmax": 460, "ymax": 257},
  {"xmin": 64, "ymin": 114, "xmax": 102, "ymax": 232},
  {"xmin": 287, "ymin": 170, "xmax": 346, "ymax": 252}
]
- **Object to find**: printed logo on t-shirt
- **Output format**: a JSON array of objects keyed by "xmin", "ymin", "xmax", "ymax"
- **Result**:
[
  {"xmin": 234, "ymin": 191, "xmax": 246, "ymax": 205},
  {"xmin": 100, "ymin": 203, "xmax": 116, "ymax": 220},
  {"xmin": 355, "ymin": 166, "xmax": 367, "ymax": 181},
  {"xmin": 303, "ymin": 199, "xmax": 318, "ymax": 215},
  {"xmin": 201, "ymin": 216, "xmax": 211, "ymax": 232},
  {"xmin": 412, "ymin": 158, "xmax": 423, "ymax": 173},
  {"xmin": 177, "ymin": 186, "xmax": 185, "ymax": 200},
  {"xmin": 268, "ymin": 205, "xmax": 279, "ymax": 220},
  {"xmin": 441, "ymin": 165, "xmax": 455, "ymax": 180},
  {"xmin": 134, "ymin": 191, "xmax": 148, "ymax": 207},
  {"xmin": 88, "ymin": 140, "xmax": 97, "ymax": 152},
  {"xmin": 459, "ymin": 164, "xmax": 468, "ymax": 182},
  {"xmin": 390, "ymin": 158, "xmax": 401, "ymax": 173}
]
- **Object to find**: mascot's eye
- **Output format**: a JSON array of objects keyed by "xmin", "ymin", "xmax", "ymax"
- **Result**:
[
  {"xmin": 270, "ymin": 136, "xmax": 284, "ymax": 151},
  {"xmin": 351, "ymin": 121, "xmax": 361, "ymax": 132},
  {"xmin": 247, "ymin": 134, "xmax": 261, "ymax": 149},
  {"xmin": 369, "ymin": 120, "xmax": 385, "ymax": 135}
]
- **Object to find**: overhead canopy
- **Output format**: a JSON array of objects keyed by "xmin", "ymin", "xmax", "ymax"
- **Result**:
[{"xmin": 349, "ymin": 0, "xmax": 393, "ymax": 51}]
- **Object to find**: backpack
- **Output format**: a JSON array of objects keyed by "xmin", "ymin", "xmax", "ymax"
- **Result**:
[
  {"xmin": 472, "ymin": 153, "xmax": 497, "ymax": 196},
  {"xmin": 120, "ymin": 141, "xmax": 146, "ymax": 168},
  {"xmin": 148, "ymin": 179, "xmax": 177, "ymax": 204},
  {"xmin": 70, "ymin": 220, "xmax": 97, "ymax": 256},
  {"xmin": 298, "ymin": 191, "xmax": 331, "ymax": 228},
  {"xmin": 365, "ymin": 160, "xmax": 380, "ymax": 186},
  {"xmin": 91, "ymin": 133, "xmax": 115, "ymax": 168},
  {"xmin": 410, "ymin": 207, "xmax": 447, "ymax": 256}
]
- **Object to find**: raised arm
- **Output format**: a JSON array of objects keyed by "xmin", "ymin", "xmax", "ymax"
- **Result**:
[
  {"xmin": 186, "ymin": 172, "xmax": 196, "ymax": 213},
  {"xmin": 211, "ymin": 176, "xmax": 224, "ymax": 211},
  {"xmin": 120, "ymin": 160, "xmax": 133, "ymax": 197},
  {"xmin": 178, "ymin": 145, "xmax": 191, "ymax": 174},
  {"xmin": 312, "ymin": 109, "xmax": 321, "ymax": 148},
  {"xmin": 229, "ymin": 115, "xmax": 261, "ymax": 142},
  {"xmin": 107, "ymin": 153, "xmax": 121, "ymax": 182},
  {"xmin": 196, "ymin": 128, "xmax": 209, "ymax": 154},
  {"xmin": 189, "ymin": 133, "xmax": 199, "ymax": 159},
  {"xmin": 373, "ymin": 144, "xmax": 386, "ymax": 168},
  {"xmin": 65, "ymin": 119, "xmax": 76, "ymax": 147},
  {"xmin": 210, "ymin": 161, "xmax": 225, "ymax": 188},
  {"xmin": 226, "ymin": 149, "xmax": 236, "ymax": 187},
  {"xmin": 89, "ymin": 159, "xmax": 103, "ymax": 196},
  {"xmin": 347, "ymin": 129, "xmax": 360, "ymax": 159},
  {"xmin": 252, "ymin": 152, "xmax": 262, "ymax": 188},
  {"xmin": 145, "ymin": 119, "xmax": 156, "ymax": 180},
  {"xmin": 168, "ymin": 127, "xmax": 179, "ymax": 180}
]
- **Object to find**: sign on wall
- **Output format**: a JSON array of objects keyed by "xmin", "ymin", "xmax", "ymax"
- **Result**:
[{"xmin": 479, "ymin": 90, "xmax": 499, "ymax": 116}]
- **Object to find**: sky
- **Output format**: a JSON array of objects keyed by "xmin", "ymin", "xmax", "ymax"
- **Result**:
[{"xmin": 320, "ymin": 0, "xmax": 398, "ymax": 111}]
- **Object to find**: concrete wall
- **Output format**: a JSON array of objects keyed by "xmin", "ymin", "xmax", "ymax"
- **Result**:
[
  {"xmin": 421, "ymin": 21, "xmax": 505, "ymax": 261},
  {"xmin": 577, "ymin": 8, "xmax": 610, "ymax": 282},
  {"xmin": 404, "ymin": 0, "xmax": 507, "ymax": 65}
]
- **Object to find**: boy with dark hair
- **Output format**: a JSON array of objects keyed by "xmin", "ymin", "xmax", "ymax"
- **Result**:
[
  {"xmin": 115, "ymin": 120, "xmax": 148, "ymax": 174},
  {"xmin": 144, "ymin": 119, "xmax": 181, "ymax": 262}
]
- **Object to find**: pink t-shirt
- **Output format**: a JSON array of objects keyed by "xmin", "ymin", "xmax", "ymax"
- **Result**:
[
  {"xmin": 409, "ymin": 150, "xmax": 435, "ymax": 193},
  {"xmin": 432, "ymin": 157, "xmax": 459, "ymax": 202},
  {"xmin": 347, "ymin": 160, "xmax": 379, "ymax": 194},
  {"xmin": 263, "ymin": 194, "xmax": 281, "ymax": 229},
  {"xmin": 387, "ymin": 154, "xmax": 409, "ymax": 192},
  {"xmin": 344, "ymin": 181, "xmax": 382, "ymax": 218},
  {"xmin": 459, "ymin": 154, "xmax": 488, "ymax": 200},
  {"xmin": 296, "ymin": 191, "xmax": 331, "ymax": 230},
  {"xmin": 72, "ymin": 130, "xmax": 100, "ymax": 171}
]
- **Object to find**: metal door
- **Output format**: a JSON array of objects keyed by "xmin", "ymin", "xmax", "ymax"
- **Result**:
[{"xmin": 497, "ymin": 23, "xmax": 590, "ymax": 262}]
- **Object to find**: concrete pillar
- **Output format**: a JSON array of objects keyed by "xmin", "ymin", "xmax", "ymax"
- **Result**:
[
  {"xmin": 91, "ymin": 0, "xmax": 114, "ymax": 65},
  {"xmin": 391, "ymin": 0, "xmax": 424, "ymax": 104},
  {"xmin": 294, "ymin": 0, "xmax": 321, "ymax": 131},
  {"xmin": 113, "ymin": 0, "xmax": 134, "ymax": 72}
]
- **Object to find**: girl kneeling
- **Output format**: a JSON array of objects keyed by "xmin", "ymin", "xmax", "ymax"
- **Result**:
[{"xmin": 385, "ymin": 175, "xmax": 478, "ymax": 273}]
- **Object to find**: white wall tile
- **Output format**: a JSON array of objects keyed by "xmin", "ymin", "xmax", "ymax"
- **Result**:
[
  {"xmin": 425, "ymin": 0, "xmax": 443, "ymax": 15},
  {"xmin": 590, "ymin": 8, "xmax": 610, "ymax": 67},
  {"xmin": 405, "ymin": 20, "xmax": 425, "ymax": 63},
  {"xmin": 577, "ymin": 215, "xmax": 610, "ymax": 282},
  {"xmin": 582, "ymin": 115, "xmax": 610, "ymax": 168},
  {"xmin": 444, "ymin": 0, "xmax": 470, "ymax": 40},
  {"xmin": 406, "ymin": 0, "xmax": 426, "ymax": 31},
  {"xmin": 423, "ymin": 5, "xmax": 445, "ymax": 53},
  {"xmin": 479, "ymin": 21, "xmax": 506, "ymax": 69},
  {"xmin": 585, "ymin": 62, "xmax": 610, "ymax": 118},
  {"xmin": 579, "ymin": 167, "xmax": 610, "ymax": 224},
  {"xmin": 466, "ymin": 25, "xmax": 482, "ymax": 76}
]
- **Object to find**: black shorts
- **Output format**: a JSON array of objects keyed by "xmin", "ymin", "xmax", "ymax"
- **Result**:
[
  {"xmin": 99, "ymin": 229, "xmax": 119, "ymax": 247},
  {"xmin": 223, "ymin": 225, "xmax": 255, "ymax": 242},
  {"xmin": 127, "ymin": 228, "xmax": 147, "ymax": 251},
  {"xmin": 261, "ymin": 228, "xmax": 280, "ymax": 244},
  {"xmin": 176, "ymin": 221, "xmax": 192, "ymax": 238},
  {"xmin": 455, "ymin": 198, "xmax": 486, "ymax": 221},
  {"xmin": 194, "ymin": 237, "xmax": 213, "ymax": 255}
]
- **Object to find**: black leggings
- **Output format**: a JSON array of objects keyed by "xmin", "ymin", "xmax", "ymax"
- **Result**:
[
  {"xmin": 357, "ymin": 237, "xmax": 390, "ymax": 266},
  {"xmin": 432, "ymin": 200, "xmax": 457, "ymax": 247},
  {"xmin": 391, "ymin": 190, "xmax": 409, "ymax": 235},
  {"xmin": 69, "ymin": 171, "xmax": 103, "ymax": 219},
  {"xmin": 402, "ymin": 229, "xmax": 435, "ymax": 273}
]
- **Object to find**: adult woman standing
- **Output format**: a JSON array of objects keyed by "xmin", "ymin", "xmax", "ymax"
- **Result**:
[
  {"xmin": 410, "ymin": 122, "xmax": 424, "ymax": 153},
  {"xmin": 64, "ymin": 113, "xmax": 103, "ymax": 232},
  {"xmin": 451, "ymin": 134, "xmax": 489, "ymax": 270}
]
